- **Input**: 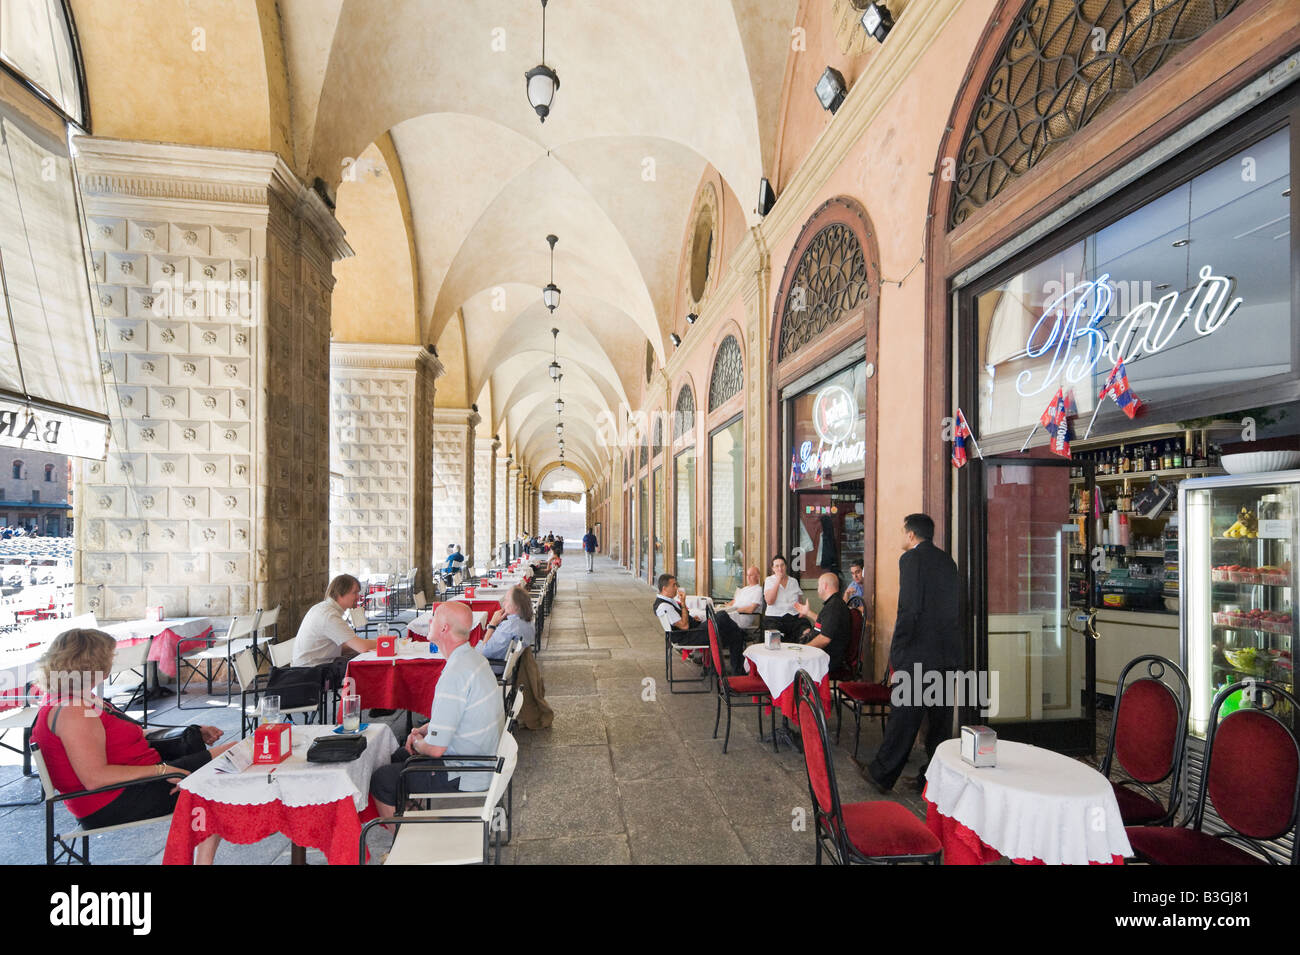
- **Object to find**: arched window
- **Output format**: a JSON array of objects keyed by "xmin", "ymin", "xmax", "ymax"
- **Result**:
[
  {"xmin": 776, "ymin": 223, "xmax": 868, "ymax": 362},
  {"xmin": 11, "ymin": 461, "xmax": 21, "ymax": 480},
  {"xmin": 708, "ymin": 335, "xmax": 744, "ymax": 412},
  {"xmin": 673, "ymin": 385, "xmax": 695, "ymax": 441},
  {"xmin": 949, "ymin": 0, "xmax": 1243, "ymax": 227},
  {"xmin": 43, "ymin": 463, "xmax": 53, "ymax": 481}
]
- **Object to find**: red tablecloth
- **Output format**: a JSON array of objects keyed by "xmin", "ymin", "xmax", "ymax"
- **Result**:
[
  {"xmin": 769, "ymin": 673, "xmax": 831, "ymax": 722},
  {"xmin": 346, "ymin": 657, "xmax": 446, "ymax": 712},
  {"xmin": 148, "ymin": 626, "xmax": 213, "ymax": 677},
  {"xmin": 442, "ymin": 598, "xmax": 503, "ymax": 615},
  {"xmin": 923, "ymin": 798, "xmax": 1124, "ymax": 865},
  {"xmin": 163, "ymin": 789, "xmax": 372, "ymax": 865}
]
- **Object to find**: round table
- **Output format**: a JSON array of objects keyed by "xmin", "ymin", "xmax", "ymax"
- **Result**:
[
  {"xmin": 742, "ymin": 642, "xmax": 832, "ymax": 720},
  {"xmin": 923, "ymin": 738, "xmax": 1132, "ymax": 865}
]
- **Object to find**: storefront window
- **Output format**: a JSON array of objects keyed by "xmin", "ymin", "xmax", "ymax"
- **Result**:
[
  {"xmin": 709, "ymin": 416, "xmax": 744, "ymax": 599},
  {"xmin": 976, "ymin": 126, "xmax": 1292, "ymax": 442},
  {"xmin": 675, "ymin": 448, "xmax": 695, "ymax": 594},
  {"xmin": 787, "ymin": 362, "xmax": 868, "ymax": 606}
]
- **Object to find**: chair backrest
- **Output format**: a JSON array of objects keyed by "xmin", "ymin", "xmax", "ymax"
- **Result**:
[
  {"xmin": 268, "ymin": 638, "xmax": 295, "ymax": 668},
  {"xmin": 413, "ymin": 591, "xmax": 427, "ymax": 610},
  {"xmin": 226, "ymin": 611, "xmax": 261, "ymax": 643},
  {"xmin": 1101, "ymin": 655, "xmax": 1188, "ymax": 789},
  {"xmin": 258, "ymin": 605, "xmax": 280, "ymax": 638},
  {"xmin": 231, "ymin": 647, "xmax": 259, "ymax": 692},
  {"xmin": 28, "ymin": 742, "xmax": 56, "ymax": 801},
  {"xmin": 501, "ymin": 638, "xmax": 524, "ymax": 684},
  {"xmin": 796, "ymin": 669, "xmax": 846, "ymax": 852},
  {"xmin": 842, "ymin": 608, "xmax": 865, "ymax": 677},
  {"xmin": 705, "ymin": 609, "xmax": 725, "ymax": 679},
  {"xmin": 480, "ymin": 732, "xmax": 519, "ymax": 823},
  {"xmin": 348, "ymin": 607, "xmax": 367, "ymax": 630},
  {"xmin": 508, "ymin": 690, "xmax": 524, "ymax": 727},
  {"xmin": 1194, "ymin": 680, "xmax": 1300, "ymax": 862}
]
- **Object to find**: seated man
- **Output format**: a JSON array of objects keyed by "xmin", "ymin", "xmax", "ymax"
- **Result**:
[
  {"xmin": 441, "ymin": 544, "xmax": 465, "ymax": 585},
  {"xmin": 762, "ymin": 555, "xmax": 812, "ymax": 644},
  {"xmin": 370, "ymin": 602, "xmax": 506, "ymax": 819},
  {"xmin": 478, "ymin": 586, "xmax": 535, "ymax": 668},
  {"xmin": 653, "ymin": 573, "xmax": 744, "ymax": 675},
  {"xmin": 719, "ymin": 565, "xmax": 763, "ymax": 633},
  {"xmin": 843, "ymin": 560, "xmax": 866, "ymax": 610},
  {"xmin": 797, "ymin": 572, "xmax": 852, "ymax": 672},
  {"xmin": 292, "ymin": 574, "xmax": 377, "ymax": 672}
]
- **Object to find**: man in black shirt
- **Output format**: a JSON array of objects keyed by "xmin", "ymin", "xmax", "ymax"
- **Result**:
[{"xmin": 796, "ymin": 572, "xmax": 851, "ymax": 671}]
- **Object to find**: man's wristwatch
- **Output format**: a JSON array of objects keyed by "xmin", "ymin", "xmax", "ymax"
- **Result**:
[{"xmin": 487, "ymin": 624, "xmax": 497, "ymax": 630}]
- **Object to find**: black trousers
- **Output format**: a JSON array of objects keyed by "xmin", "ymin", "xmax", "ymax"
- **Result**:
[
  {"xmin": 762, "ymin": 613, "xmax": 811, "ymax": 644},
  {"xmin": 713, "ymin": 614, "xmax": 748, "ymax": 675},
  {"xmin": 370, "ymin": 747, "xmax": 463, "ymax": 806},
  {"xmin": 80, "ymin": 749, "xmax": 212, "ymax": 830},
  {"xmin": 867, "ymin": 680, "xmax": 953, "ymax": 789}
]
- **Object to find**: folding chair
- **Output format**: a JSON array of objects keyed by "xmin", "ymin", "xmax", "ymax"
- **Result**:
[
  {"xmin": 252, "ymin": 606, "xmax": 281, "ymax": 668},
  {"xmin": 268, "ymin": 637, "xmax": 296, "ymax": 669},
  {"xmin": 105, "ymin": 634, "xmax": 154, "ymax": 727},
  {"xmin": 233, "ymin": 647, "xmax": 321, "ymax": 738},
  {"xmin": 176, "ymin": 611, "xmax": 260, "ymax": 708},
  {"xmin": 359, "ymin": 732, "xmax": 518, "ymax": 865},
  {"xmin": 660, "ymin": 604, "xmax": 712, "ymax": 694},
  {"xmin": 348, "ymin": 606, "xmax": 376, "ymax": 637},
  {"xmin": 31, "ymin": 740, "xmax": 185, "ymax": 865},
  {"xmin": 0, "ymin": 700, "xmax": 42, "ymax": 806}
]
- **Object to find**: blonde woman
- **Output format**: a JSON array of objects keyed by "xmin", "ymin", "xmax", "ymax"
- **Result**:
[{"xmin": 29, "ymin": 628, "xmax": 237, "ymax": 864}]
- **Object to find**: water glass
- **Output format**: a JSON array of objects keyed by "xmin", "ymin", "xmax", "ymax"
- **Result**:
[
  {"xmin": 258, "ymin": 694, "xmax": 281, "ymax": 725},
  {"xmin": 341, "ymin": 694, "xmax": 362, "ymax": 733}
]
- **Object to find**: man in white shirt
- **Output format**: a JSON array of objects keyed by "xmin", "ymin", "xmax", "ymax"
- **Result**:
[
  {"xmin": 292, "ymin": 574, "xmax": 378, "ymax": 667},
  {"xmin": 654, "ymin": 573, "xmax": 746, "ymax": 675},
  {"xmin": 762, "ymin": 554, "xmax": 812, "ymax": 644}
]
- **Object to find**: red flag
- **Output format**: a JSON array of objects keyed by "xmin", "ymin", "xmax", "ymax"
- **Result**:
[
  {"xmin": 952, "ymin": 409, "xmax": 971, "ymax": 468},
  {"xmin": 1099, "ymin": 358, "xmax": 1143, "ymax": 419}
]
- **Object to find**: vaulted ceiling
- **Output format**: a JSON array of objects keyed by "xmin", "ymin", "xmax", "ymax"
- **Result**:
[{"xmin": 279, "ymin": 0, "xmax": 799, "ymax": 480}]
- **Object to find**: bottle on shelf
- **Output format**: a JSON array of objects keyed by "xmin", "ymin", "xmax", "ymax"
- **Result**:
[
  {"xmin": 1173, "ymin": 434, "xmax": 1184, "ymax": 469},
  {"xmin": 1120, "ymin": 444, "xmax": 1131, "ymax": 473},
  {"xmin": 1161, "ymin": 441, "xmax": 1174, "ymax": 471}
]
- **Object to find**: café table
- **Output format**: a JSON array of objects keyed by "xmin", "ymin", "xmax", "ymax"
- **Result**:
[
  {"xmin": 100, "ymin": 616, "xmax": 215, "ymax": 678},
  {"xmin": 923, "ymin": 738, "xmax": 1132, "ymax": 865},
  {"xmin": 163, "ymin": 721, "xmax": 398, "ymax": 865},
  {"xmin": 344, "ymin": 643, "xmax": 448, "ymax": 714},
  {"xmin": 743, "ymin": 642, "xmax": 832, "ymax": 722}
]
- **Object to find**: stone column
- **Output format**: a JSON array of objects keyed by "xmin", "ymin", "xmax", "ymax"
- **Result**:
[
  {"xmin": 738, "ymin": 231, "xmax": 772, "ymax": 568},
  {"xmin": 431, "ymin": 408, "xmax": 479, "ymax": 563},
  {"xmin": 472, "ymin": 435, "xmax": 496, "ymax": 570},
  {"xmin": 73, "ymin": 138, "xmax": 349, "ymax": 632},
  {"xmin": 494, "ymin": 448, "xmax": 508, "ymax": 561},
  {"xmin": 328, "ymin": 343, "xmax": 442, "ymax": 593}
]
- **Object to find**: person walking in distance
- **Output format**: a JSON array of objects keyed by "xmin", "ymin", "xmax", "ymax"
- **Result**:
[
  {"xmin": 865, "ymin": 513, "xmax": 961, "ymax": 794},
  {"xmin": 582, "ymin": 526, "xmax": 599, "ymax": 572}
]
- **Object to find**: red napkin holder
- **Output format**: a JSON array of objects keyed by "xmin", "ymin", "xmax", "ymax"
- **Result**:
[
  {"xmin": 377, "ymin": 635, "xmax": 397, "ymax": 657},
  {"xmin": 465, "ymin": 586, "xmax": 476, "ymax": 598},
  {"xmin": 253, "ymin": 723, "xmax": 292, "ymax": 764}
]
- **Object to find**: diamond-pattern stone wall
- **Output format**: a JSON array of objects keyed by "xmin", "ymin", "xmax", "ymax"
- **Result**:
[{"xmin": 431, "ymin": 409, "xmax": 478, "ymax": 563}]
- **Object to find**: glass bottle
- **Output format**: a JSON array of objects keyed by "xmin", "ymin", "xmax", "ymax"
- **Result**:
[
  {"xmin": 1173, "ymin": 435, "xmax": 1184, "ymax": 469},
  {"xmin": 1161, "ymin": 441, "xmax": 1173, "ymax": 471}
]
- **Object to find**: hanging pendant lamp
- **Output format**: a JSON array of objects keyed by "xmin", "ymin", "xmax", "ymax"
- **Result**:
[{"xmin": 525, "ymin": 0, "xmax": 559, "ymax": 122}]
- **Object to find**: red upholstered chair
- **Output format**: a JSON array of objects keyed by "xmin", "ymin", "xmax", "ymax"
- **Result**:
[
  {"xmin": 706, "ymin": 608, "xmax": 773, "ymax": 754},
  {"xmin": 1098, "ymin": 654, "xmax": 1189, "ymax": 826},
  {"xmin": 1127, "ymin": 680, "xmax": 1300, "ymax": 865},
  {"xmin": 794, "ymin": 670, "xmax": 941, "ymax": 865}
]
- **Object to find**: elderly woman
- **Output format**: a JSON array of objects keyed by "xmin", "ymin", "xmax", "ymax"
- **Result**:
[
  {"xmin": 478, "ymin": 586, "xmax": 535, "ymax": 664},
  {"xmin": 29, "ymin": 628, "xmax": 238, "ymax": 864}
]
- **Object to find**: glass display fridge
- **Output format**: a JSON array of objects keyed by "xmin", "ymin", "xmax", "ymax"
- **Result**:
[{"xmin": 1181, "ymin": 472, "xmax": 1297, "ymax": 740}]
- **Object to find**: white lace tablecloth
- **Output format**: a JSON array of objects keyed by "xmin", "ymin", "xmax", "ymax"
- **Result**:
[
  {"xmin": 925, "ymin": 738, "xmax": 1132, "ymax": 865},
  {"xmin": 405, "ymin": 611, "xmax": 487, "ymax": 639},
  {"xmin": 743, "ymin": 643, "xmax": 829, "ymax": 699},
  {"xmin": 180, "ymin": 723, "xmax": 398, "ymax": 810}
]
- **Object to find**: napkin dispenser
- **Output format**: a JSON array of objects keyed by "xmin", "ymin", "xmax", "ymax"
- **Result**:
[
  {"xmin": 960, "ymin": 725, "xmax": 997, "ymax": 767},
  {"xmin": 465, "ymin": 586, "xmax": 476, "ymax": 598},
  {"xmin": 376, "ymin": 635, "xmax": 397, "ymax": 657},
  {"xmin": 253, "ymin": 722, "xmax": 292, "ymax": 765},
  {"xmin": 763, "ymin": 630, "xmax": 781, "ymax": 649},
  {"xmin": 146, "ymin": 605, "xmax": 164, "ymax": 622}
]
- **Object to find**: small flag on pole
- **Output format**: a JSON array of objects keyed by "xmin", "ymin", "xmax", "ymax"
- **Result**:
[
  {"xmin": 789, "ymin": 450, "xmax": 800, "ymax": 493},
  {"xmin": 1041, "ymin": 387, "xmax": 1073, "ymax": 458},
  {"xmin": 952, "ymin": 409, "xmax": 971, "ymax": 468},
  {"xmin": 1099, "ymin": 358, "xmax": 1143, "ymax": 419}
]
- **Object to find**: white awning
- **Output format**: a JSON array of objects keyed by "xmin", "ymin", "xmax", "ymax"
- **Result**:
[{"xmin": 0, "ymin": 99, "xmax": 108, "ymax": 460}]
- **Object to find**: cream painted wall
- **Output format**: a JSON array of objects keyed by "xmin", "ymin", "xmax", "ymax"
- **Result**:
[{"xmin": 434, "ymin": 314, "xmax": 471, "ymax": 408}]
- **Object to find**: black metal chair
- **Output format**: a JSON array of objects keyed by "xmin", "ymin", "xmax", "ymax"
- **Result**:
[
  {"xmin": 705, "ymin": 607, "xmax": 772, "ymax": 753},
  {"xmin": 1099, "ymin": 654, "xmax": 1189, "ymax": 827},
  {"xmin": 1127, "ymin": 680, "xmax": 1300, "ymax": 865},
  {"xmin": 794, "ymin": 670, "xmax": 942, "ymax": 865}
]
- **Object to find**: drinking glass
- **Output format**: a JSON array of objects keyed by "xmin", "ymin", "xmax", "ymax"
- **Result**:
[
  {"xmin": 341, "ymin": 694, "xmax": 362, "ymax": 733},
  {"xmin": 258, "ymin": 694, "xmax": 281, "ymax": 725}
]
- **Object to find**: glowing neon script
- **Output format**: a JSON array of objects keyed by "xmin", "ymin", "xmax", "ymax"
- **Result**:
[{"xmin": 1014, "ymin": 265, "xmax": 1242, "ymax": 398}]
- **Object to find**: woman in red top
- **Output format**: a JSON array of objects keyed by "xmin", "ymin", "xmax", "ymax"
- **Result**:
[{"xmin": 30, "ymin": 628, "xmax": 237, "ymax": 864}]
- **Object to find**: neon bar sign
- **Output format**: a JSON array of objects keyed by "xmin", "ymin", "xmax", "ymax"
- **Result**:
[{"xmin": 1015, "ymin": 265, "xmax": 1242, "ymax": 397}]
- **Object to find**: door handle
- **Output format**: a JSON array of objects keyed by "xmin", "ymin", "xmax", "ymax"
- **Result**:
[{"xmin": 1086, "ymin": 610, "xmax": 1100, "ymax": 640}]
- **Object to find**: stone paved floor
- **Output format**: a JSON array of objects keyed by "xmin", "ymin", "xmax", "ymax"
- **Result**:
[{"xmin": 0, "ymin": 559, "xmax": 938, "ymax": 865}]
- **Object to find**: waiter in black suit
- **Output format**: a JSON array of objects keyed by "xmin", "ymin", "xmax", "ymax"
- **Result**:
[{"xmin": 865, "ymin": 513, "xmax": 961, "ymax": 793}]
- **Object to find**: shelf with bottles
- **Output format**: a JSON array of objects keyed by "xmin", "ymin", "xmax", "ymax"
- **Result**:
[{"xmin": 1067, "ymin": 423, "xmax": 1230, "ymax": 483}]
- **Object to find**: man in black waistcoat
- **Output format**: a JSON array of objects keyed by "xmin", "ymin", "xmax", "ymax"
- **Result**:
[{"xmin": 865, "ymin": 513, "xmax": 961, "ymax": 793}]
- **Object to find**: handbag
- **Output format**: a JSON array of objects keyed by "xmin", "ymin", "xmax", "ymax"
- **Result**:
[{"xmin": 306, "ymin": 734, "xmax": 367, "ymax": 763}]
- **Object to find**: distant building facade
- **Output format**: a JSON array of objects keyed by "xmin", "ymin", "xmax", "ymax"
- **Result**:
[{"xmin": 0, "ymin": 451, "xmax": 71, "ymax": 536}]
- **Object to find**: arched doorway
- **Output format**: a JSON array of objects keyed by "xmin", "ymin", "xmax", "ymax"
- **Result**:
[{"xmin": 538, "ymin": 467, "xmax": 587, "ymax": 548}]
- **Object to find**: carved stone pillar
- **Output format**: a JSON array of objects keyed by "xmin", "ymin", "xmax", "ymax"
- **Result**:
[
  {"xmin": 737, "ymin": 230, "xmax": 772, "ymax": 569},
  {"xmin": 73, "ymin": 138, "xmax": 350, "ymax": 632},
  {"xmin": 505, "ymin": 462, "xmax": 519, "ymax": 539},
  {"xmin": 328, "ymin": 343, "xmax": 442, "ymax": 593},
  {"xmin": 431, "ymin": 409, "xmax": 479, "ymax": 563},
  {"xmin": 472, "ymin": 435, "xmax": 496, "ymax": 570}
]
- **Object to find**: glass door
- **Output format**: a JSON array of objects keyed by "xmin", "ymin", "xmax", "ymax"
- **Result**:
[{"xmin": 977, "ymin": 455, "xmax": 1097, "ymax": 754}]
